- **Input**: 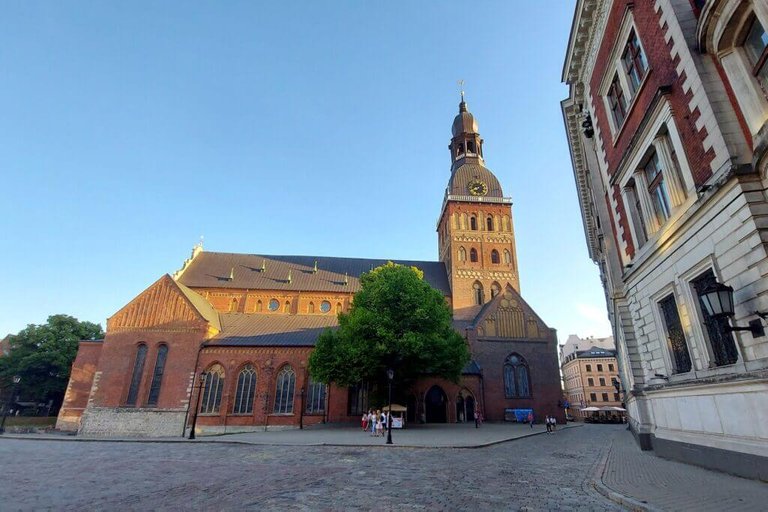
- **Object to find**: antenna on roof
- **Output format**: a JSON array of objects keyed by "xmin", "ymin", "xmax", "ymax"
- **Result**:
[
  {"xmin": 313, "ymin": 260, "xmax": 318, "ymax": 273},
  {"xmin": 344, "ymin": 272, "xmax": 349, "ymax": 285},
  {"xmin": 260, "ymin": 259, "xmax": 266, "ymax": 272},
  {"xmin": 287, "ymin": 270, "xmax": 292, "ymax": 284},
  {"xmin": 229, "ymin": 267, "xmax": 234, "ymax": 281}
]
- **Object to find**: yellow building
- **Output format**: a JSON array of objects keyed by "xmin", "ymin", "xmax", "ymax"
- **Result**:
[{"xmin": 560, "ymin": 336, "xmax": 621, "ymax": 420}]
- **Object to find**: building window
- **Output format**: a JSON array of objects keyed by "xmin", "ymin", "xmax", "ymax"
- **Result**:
[
  {"xmin": 602, "ymin": 393, "xmax": 609, "ymax": 402},
  {"xmin": 607, "ymin": 73, "xmax": 628, "ymax": 128},
  {"xmin": 586, "ymin": 364, "xmax": 592, "ymax": 372},
  {"xmin": 470, "ymin": 248, "xmax": 478, "ymax": 263},
  {"xmin": 491, "ymin": 250, "xmax": 500, "ymax": 264},
  {"xmin": 336, "ymin": 302, "xmax": 342, "ymax": 314},
  {"xmin": 658, "ymin": 294, "xmax": 692, "ymax": 373},
  {"xmin": 503, "ymin": 249, "xmax": 511, "ymax": 264},
  {"xmin": 273, "ymin": 365, "xmax": 296, "ymax": 414},
  {"xmin": 692, "ymin": 271, "xmax": 739, "ymax": 366},
  {"xmin": 308, "ymin": 302, "xmax": 315, "ymax": 314},
  {"xmin": 320, "ymin": 301, "xmax": 331, "ymax": 313},
  {"xmin": 233, "ymin": 365, "xmax": 257, "ymax": 414},
  {"xmin": 268, "ymin": 299, "xmax": 279, "ymax": 311},
  {"xmin": 491, "ymin": 282, "xmax": 501, "ymax": 298},
  {"xmin": 305, "ymin": 378, "xmax": 326, "ymax": 414},
  {"xmin": 588, "ymin": 378, "xmax": 594, "ymax": 386},
  {"xmin": 599, "ymin": 377, "xmax": 606, "ymax": 386},
  {"xmin": 744, "ymin": 16, "xmax": 768, "ymax": 85},
  {"xmin": 614, "ymin": 393, "xmax": 620, "ymax": 401},
  {"xmin": 146, "ymin": 344, "xmax": 168, "ymax": 406},
  {"xmin": 486, "ymin": 216, "xmax": 493, "ymax": 231},
  {"xmin": 348, "ymin": 382, "xmax": 369, "ymax": 415},
  {"xmin": 459, "ymin": 246, "xmax": 467, "ymax": 261},
  {"xmin": 622, "ymin": 29, "xmax": 648, "ymax": 93},
  {"xmin": 126, "ymin": 344, "xmax": 147, "ymax": 406},
  {"xmin": 597, "ymin": 364, "xmax": 603, "ymax": 372},
  {"xmin": 644, "ymin": 151, "xmax": 672, "ymax": 225},
  {"xmin": 200, "ymin": 364, "xmax": 224, "ymax": 414},
  {"xmin": 624, "ymin": 179, "xmax": 648, "ymax": 247},
  {"xmin": 470, "ymin": 216, "xmax": 478, "ymax": 230},
  {"xmin": 609, "ymin": 364, "xmax": 614, "ymax": 372},
  {"xmin": 503, "ymin": 353, "xmax": 531, "ymax": 398},
  {"xmin": 473, "ymin": 281, "xmax": 484, "ymax": 305},
  {"xmin": 229, "ymin": 298, "xmax": 238, "ymax": 312},
  {"xmin": 284, "ymin": 301, "xmax": 291, "ymax": 313},
  {"xmin": 590, "ymin": 392, "xmax": 597, "ymax": 402},
  {"xmin": 256, "ymin": 300, "xmax": 263, "ymax": 312}
]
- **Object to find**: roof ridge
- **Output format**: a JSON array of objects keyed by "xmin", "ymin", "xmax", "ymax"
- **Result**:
[{"xmin": 198, "ymin": 251, "xmax": 441, "ymax": 265}]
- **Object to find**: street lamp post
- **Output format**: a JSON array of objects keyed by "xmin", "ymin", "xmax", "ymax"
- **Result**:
[
  {"xmin": 386, "ymin": 368, "xmax": 394, "ymax": 445},
  {"xmin": 188, "ymin": 373, "xmax": 206, "ymax": 440},
  {"xmin": 299, "ymin": 387, "xmax": 305, "ymax": 430},
  {"xmin": 0, "ymin": 376, "xmax": 21, "ymax": 435}
]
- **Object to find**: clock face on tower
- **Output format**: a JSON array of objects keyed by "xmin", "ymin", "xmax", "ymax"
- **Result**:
[{"xmin": 468, "ymin": 179, "xmax": 488, "ymax": 196}]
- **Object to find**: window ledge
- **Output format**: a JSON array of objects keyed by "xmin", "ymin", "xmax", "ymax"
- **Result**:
[
  {"xmin": 268, "ymin": 413, "xmax": 295, "ymax": 417},
  {"xmin": 611, "ymin": 70, "xmax": 653, "ymax": 147}
]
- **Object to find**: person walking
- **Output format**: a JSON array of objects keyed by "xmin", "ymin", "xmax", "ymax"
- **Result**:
[
  {"xmin": 527, "ymin": 411, "xmax": 534, "ymax": 429},
  {"xmin": 545, "ymin": 415, "xmax": 552, "ymax": 434},
  {"xmin": 551, "ymin": 416, "xmax": 557, "ymax": 432},
  {"xmin": 362, "ymin": 412, "xmax": 368, "ymax": 432},
  {"xmin": 369, "ymin": 410, "xmax": 377, "ymax": 436},
  {"xmin": 474, "ymin": 407, "xmax": 482, "ymax": 428}
]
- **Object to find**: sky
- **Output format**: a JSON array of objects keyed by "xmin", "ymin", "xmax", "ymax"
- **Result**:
[{"xmin": 0, "ymin": 1, "xmax": 612, "ymax": 342}]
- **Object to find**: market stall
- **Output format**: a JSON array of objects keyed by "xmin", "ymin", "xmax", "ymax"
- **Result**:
[{"xmin": 383, "ymin": 403, "xmax": 407, "ymax": 429}]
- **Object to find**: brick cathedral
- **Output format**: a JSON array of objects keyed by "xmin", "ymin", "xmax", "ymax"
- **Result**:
[{"xmin": 57, "ymin": 100, "xmax": 564, "ymax": 436}]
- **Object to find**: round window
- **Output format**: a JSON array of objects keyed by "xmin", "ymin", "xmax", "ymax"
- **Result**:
[
  {"xmin": 268, "ymin": 299, "xmax": 279, "ymax": 311},
  {"xmin": 320, "ymin": 301, "xmax": 331, "ymax": 313}
]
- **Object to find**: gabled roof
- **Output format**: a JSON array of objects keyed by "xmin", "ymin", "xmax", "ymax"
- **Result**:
[
  {"xmin": 470, "ymin": 286, "xmax": 553, "ymax": 340},
  {"xmin": 206, "ymin": 313, "xmax": 338, "ymax": 347},
  {"xmin": 176, "ymin": 252, "xmax": 451, "ymax": 295},
  {"xmin": 175, "ymin": 280, "xmax": 221, "ymax": 332}
]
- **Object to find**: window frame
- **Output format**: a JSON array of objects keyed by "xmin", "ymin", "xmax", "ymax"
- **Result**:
[
  {"xmin": 125, "ymin": 343, "xmax": 148, "ymax": 406},
  {"xmin": 146, "ymin": 344, "xmax": 168, "ymax": 407},
  {"xmin": 273, "ymin": 365, "xmax": 296, "ymax": 415},
  {"xmin": 232, "ymin": 364, "xmax": 257, "ymax": 415},
  {"xmin": 200, "ymin": 364, "xmax": 225, "ymax": 415},
  {"xmin": 503, "ymin": 354, "xmax": 532, "ymax": 399}
]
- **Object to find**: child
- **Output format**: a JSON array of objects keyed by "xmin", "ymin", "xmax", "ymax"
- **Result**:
[{"xmin": 362, "ymin": 412, "xmax": 368, "ymax": 432}]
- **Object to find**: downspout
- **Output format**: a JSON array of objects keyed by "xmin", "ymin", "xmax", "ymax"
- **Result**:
[{"xmin": 181, "ymin": 341, "xmax": 205, "ymax": 437}]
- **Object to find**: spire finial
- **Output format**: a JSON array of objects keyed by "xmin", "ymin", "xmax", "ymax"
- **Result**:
[{"xmin": 458, "ymin": 79, "xmax": 465, "ymax": 102}]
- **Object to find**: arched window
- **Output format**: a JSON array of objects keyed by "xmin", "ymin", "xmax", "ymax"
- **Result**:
[
  {"xmin": 458, "ymin": 247, "xmax": 467, "ymax": 261},
  {"xmin": 284, "ymin": 301, "xmax": 291, "ymax": 313},
  {"xmin": 486, "ymin": 216, "xmax": 493, "ymax": 231},
  {"xmin": 491, "ymin": 250, "xmax": 500, "ymax": 264},
  {"xmin": 229, "ymin": 298, "xmax": 238, "ymax": 312},
  {"xmin": 274, "ymin": 365, "xmax": 296, "ymax": 414},
  {"xmin": 308, "ymin": 302, "xmax": 315, "ymax": 314},
  {"xmin": 504, "ymin": 354, "xmax": 531, "ymax": 398},
  {"xmin": 336, "ymin": 302, "xmax": 342, "ymax": 314},
  {"xmin": 233, "ymin": 364, "xmax": 257, "ymax": 414},
  {"xmin": 146, "ymin": 344, "xmax": 168, "ymax": 406},
  {"xmin": 491, "ymin": 282, "xmax": 501, "ymax": 298},
  {"xmin": 126, "ymin": 344, "xmax": 147, "ymax": 406},
  {"xmin": 470, "ymin": 216, "xmax": 478, "ymax": 230},
  {"xmin": 473, "ymin": 281, "xmax": 484, "ymax": 305},
  {"xmin": 470, "ymin": 248, "xmax": 478, "ymax": 263},
  {"xmin": 305, "ymin": 377, "xmax": 326, "ymax": 414},
  {"xmin": 503, "ymin": 249, "xmax": 511, "ymax": 264},
  {"xmin": 256, "ymin": 300, "xmax": 263, "ymax": 312},
  {"xmin": 200, "ymin": 364, "xmax": 225, "ymax": 414}
]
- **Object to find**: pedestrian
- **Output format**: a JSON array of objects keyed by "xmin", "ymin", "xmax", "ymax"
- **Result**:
[
  {"xmin": 545, "ymin": 415, "xmax": 552, "ymax": 434},
  {"xmin": 362, "ymin": 411, "xmax": 368, "ymax": 432},
  {"xmin": 528, "ymin": 411, "xmax": 534, "ymax": 428},
  {"xmin": 474, "ymin": 407, "xmax": 482, "ymax": 428},
  {"xmin": 376, "ymin": 410, "xmax": 384, "ymax": 437},
  {"xmin": 369, "ymin": 410, "xmax": 377, "ymax": 436},
  {"xmin": 551, "ymin": 416, "xmax": 557, "ymax": 432}
]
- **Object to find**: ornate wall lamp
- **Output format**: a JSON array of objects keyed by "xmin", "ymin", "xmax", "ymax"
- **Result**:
[{"xmin": 699, "ymin": 282, "xmax": 768, "ymax": 338}]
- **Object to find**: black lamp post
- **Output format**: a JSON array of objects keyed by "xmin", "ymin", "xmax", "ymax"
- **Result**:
[
  {"xmin": 188, "ymin": 372, "xmax": 206, "ymax": 440},
  {"xmin": 700, "ymin": 282, "xmax": 767, "ymax": 338},
  {"xmin": 299, "ymin": 387, "xmax": 305, "ymax": 430},
  {"xmin": 0, "ymin": 376, "xmax": 21, "ymax": 435},
  {"xmin": 386, "ymin": 368, "xmax": 394, "ymax": 445}
]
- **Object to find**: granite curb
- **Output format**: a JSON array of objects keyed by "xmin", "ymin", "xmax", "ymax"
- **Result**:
[{"xmin": 0, "ymin": 423, "xmax": 581, "ymax": 449}]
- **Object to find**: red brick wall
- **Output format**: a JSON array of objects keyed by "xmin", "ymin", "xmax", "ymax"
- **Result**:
[{"xmin": 56, "ymin": 341, "xmax": 103, "ymax": 431}]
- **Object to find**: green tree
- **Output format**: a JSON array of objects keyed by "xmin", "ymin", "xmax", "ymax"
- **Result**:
[
  {"xmin": 309, "ymin": 262, "xmax": 469, "ymax": 397},
  {"xmin": 0, "ymin": 315, "xmax": 103, "ymax": 411}
]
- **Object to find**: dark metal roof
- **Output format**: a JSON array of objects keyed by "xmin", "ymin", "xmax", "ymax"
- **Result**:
[
  {"xmin": 447, "ymin": 162, "xmax": 504, "ymax": 198},
  {"xmin": 177, "ymin": 252, "xmax": 451, "ymax": 295},
  {"xmin": 206, "ymin": 313, "xmax": 338, "ymax": 347},
  {"xmin": 462, "ymin": 360, "xmax": 482, "ymax": 375},
  {"xmin": 575, "ymin": 346, "xmax": 617, "ymax": 358}
]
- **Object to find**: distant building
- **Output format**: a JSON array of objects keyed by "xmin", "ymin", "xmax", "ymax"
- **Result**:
[
  {"xmin": 562, "ymin": 0, "xmax": 768, "ymax": 479},
  {"xmin": 560, "ymin": 336, "xmax": 621, "ymax": 419},
  {"xmin": 57, "ymin": 99, "xmax": 564, "ymax": 436}
]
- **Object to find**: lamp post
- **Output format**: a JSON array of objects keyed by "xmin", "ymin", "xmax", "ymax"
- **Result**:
[
  {"xmin": 299, "ymin": 387, "xmax": 305, "ymax": 430},
  {"xmin": 0, "ymin": 376, "xmax": 21, "ymax": 435},
  {"xmin": 188, "ymin": 372, "xmax": 206, "ymax": 440},
  {"xmin": 386, "ymin": 368, "xmax": 394, "ymax": 445},
  {"xmin": 700, "ymin": 282, "xmax": 768, "ymax": 337}
]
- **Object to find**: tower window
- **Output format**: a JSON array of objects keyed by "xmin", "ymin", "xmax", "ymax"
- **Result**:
[
  {"xmin": 467, "ymin": 140, "xmax": 476, "ymax": 153},
  {"xmin": 458, "ymin": 247, "xmax": 467, "ymax": 262},
  {"xmin": 486, "ymin": 216, "xmax": 493, "ymax": 231},
  {"xmin": 503, "ymin": 249, "xmax": 511, "ymax": 264},
  {"xmin": 473, "ymin": 281, "xmax": 484, "ymax": 305},
  {"xmin": 491, "ymin": 282, "xmax": 501, "ymax": 298},
  {"xmin": 470, "ymin": 248, "xmax": 478, "ymax": 262},
  {"xmin": 470, "ymin": 216, "xmax": 477, "ymax": 230},
  {"xmin": 491, "ymin": 250, "xmax": 500, "ymax": 264}
]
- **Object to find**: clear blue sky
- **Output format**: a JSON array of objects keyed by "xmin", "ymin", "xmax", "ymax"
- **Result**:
[{"xmin": 0, "ymin": 1, "xmax": 611, "ymax": 342}]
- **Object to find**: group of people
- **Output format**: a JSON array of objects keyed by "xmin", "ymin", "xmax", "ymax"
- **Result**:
[
  {"xmin": 361, "ymin": 409, "xmax": 390, "ymax": 437},
  {"xmin": 545, "ymin": 415, "xmax": 557, "ymax": 433}
]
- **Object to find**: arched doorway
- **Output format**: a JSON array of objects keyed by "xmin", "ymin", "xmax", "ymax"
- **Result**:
[
  {"xmin": 425, "ymin": 385, "xmax": 448, "ymax": 423},
  {"xmin": 456, "ymin": 395, "xmax": 465, "ymax": 422},
  {"xmin": 456, "ymin": 390, "xmax": 475, "ymax": 423},
  {"xmin": 465, "ymin": 395, "xmax": 476, "ymax": 422}
]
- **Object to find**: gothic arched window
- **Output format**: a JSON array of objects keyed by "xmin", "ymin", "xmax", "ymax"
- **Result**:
[
  {"xmin": 200, "ymin": 364, "xmax": 225, "ymax": 414},
  {"xmin": 336, "ymin": 302, "xmax": 343, "ymax": 314},
  {"xmin": 146, "ymin": 344, "xmax": 168, "ymax": 406},
  {"xmin": 491, "ymin": 282, "xmax": 501, "ymax": 298},
  {"xmin": 470, "ymin": 248, "xmax": 478, "ymax": 263},
  {"xmin": 470, "ymin": 216, "xmax": 478, "ymax": 230},
  {"xmin": 486, "ymin": 216, "xmax": 493, "ymax": 231},
  {"xmin": 459, "ymin": 246, "xmax": 467, "ymax": 261},
  {"xmin": 229, "ymin": 298, "xmax": 238, "ymax": 312},
  {"xmin": 473, "ymin": 281, "xmax": 484, "ymax": 305},
  {"xmin": 233, "ymin": 364, "xmax": 257, "ymax": 414},
  {"xmin": 504, "ymin": 354, "xmax": 531, "ymax": 398},
  {"xmin": 284, "ymin": 301, "xmax": 291, "ymax": 313},
  {"xmin": 305, "ymin": 377, "xmax": 326, "ymax": 414},
  {"xmin": 274, "ymin": 365, "xmax": 296, "ymax": 414},
  {"xmin": 491, "ymin": 249, "xmax": 500, "ymax": 264},
  {"xmin": 308, "ymin": 302, "xmax": 315, "ymax": 314},
  {"xmin": 126, "ymin": 344, "xmax": 147, "ymax": 406},
  {"xmin": 503, "ymin": 249, "xmax": 511, "ymax": 264}
]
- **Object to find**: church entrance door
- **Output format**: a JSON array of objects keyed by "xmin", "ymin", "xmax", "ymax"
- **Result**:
[{"xmin": 425, "ymin": 385, "xmax": 448, "ymax": 423}]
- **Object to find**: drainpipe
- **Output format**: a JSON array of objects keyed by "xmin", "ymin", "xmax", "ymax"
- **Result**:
[{"xmin": 181, "ymin": 341, "xmax": 205, "ymax": 437}]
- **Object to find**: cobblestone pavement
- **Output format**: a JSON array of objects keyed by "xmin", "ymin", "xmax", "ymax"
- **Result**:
[{"xmin": 1, "ymin": 425, "xmax": 619, "ymax": 511}]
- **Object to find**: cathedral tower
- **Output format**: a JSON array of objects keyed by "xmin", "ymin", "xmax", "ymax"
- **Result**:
[{"xmin": 437, "ymin": 99, "xmax": 519, "ymax": 314}]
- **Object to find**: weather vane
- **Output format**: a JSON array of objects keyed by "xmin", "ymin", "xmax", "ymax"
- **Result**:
[{"xmin": 458, "ymin": 79, "xmax": 465, "ymax": 102}]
